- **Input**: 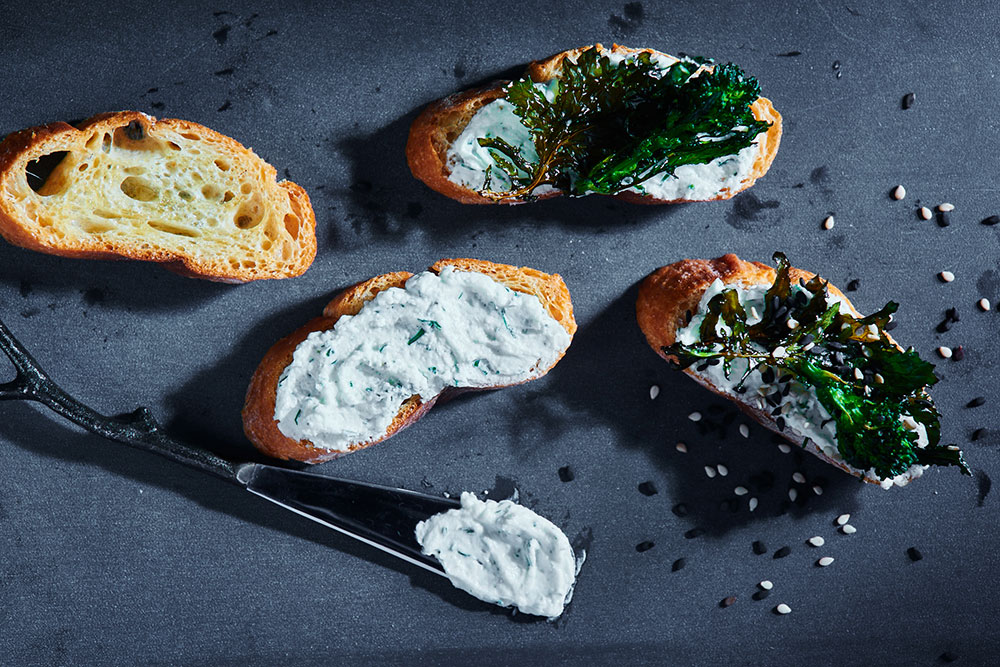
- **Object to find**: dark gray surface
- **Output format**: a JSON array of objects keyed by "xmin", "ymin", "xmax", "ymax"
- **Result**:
[{"xmin": 1, "ymin": 1, "xmax": 997, "ymax": 664}]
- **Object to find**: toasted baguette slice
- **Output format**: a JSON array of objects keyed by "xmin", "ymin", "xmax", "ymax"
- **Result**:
[
  {"xmin": 0, "ymin": 111, "xmax": 317, "ymax": 282},
  {"xmin": 243, "ymin": 258, "xmax": 577, "ymax": 463},
  {"xmin": 407, "ymin": 44, "xmax": 782, "ymax": 205},
  {"xmin": 636, "ymin": 254, "xmax": 921, "ymax": 487}
]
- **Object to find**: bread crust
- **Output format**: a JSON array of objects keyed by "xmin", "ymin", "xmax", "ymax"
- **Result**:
[
  {"xmin": 0, "ymin": 111, "xmax": 317, "ymax": 282},
  {"xmin": 243, "ymin": 259, "xmax": 577, "ymax": 463},
  {"xmin": 636, "ymin": 254, "xmax": 916, "ymax": 486},
  {"xmin": 406, "ymin": 44, "xmax": 782, "ymax": 205}
]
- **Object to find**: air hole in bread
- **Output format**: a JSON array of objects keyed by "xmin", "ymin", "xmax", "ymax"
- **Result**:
[
  {"xmin": 123, "ymin": 166, "xmax": 145, "ymax": 175},
  {"xmin": 93, "ymin": 209, "xmax": 119, "ymax": 219},
  {"xmin": 85, "ymin": 133, "xmax": 100, "ymax": 150},
  {"xmin": 112, "ymin": 124, "xmax": 151, "ymax": 149},
  {"xmin": 120, "ymin": 176, "xmax": 158, "ymax": 202},
  {"xmin": 79, "ymin": 220, "xmax": 115, "ymax": 234},
  {"xmin": 177, "ymin": 190, "xmax": 193, "ymax": 201},
  {"xmin": 242, "ymin": 260, "xmax": 257, "ymax": 268},
  {"xmin": 222, "ymin": 190, "xmax": 234, "ymax": 202},
  {"xmin": 181, "ymin": 132, "xmax": 201, "ymax": 140},
  {"xmin": 201, "ymin": 184, "xmax": 221, "ymax": 200},
  {"xmin": 214, "ymin": 159, "xmax": 230, "ymax": 171},
  {"xmin": 234, "ymin": 195, "xmax": 264, "ymax": 229},
  {"xmin": 261, "ymin": 240, "xmax": 272, "ymax": 251},
  {"xmin": 78, "ymin": 163, "xmax": 88, "ymax": 172},
  {"xmin": 102, "ymin": 134, "xmax": 111, "ymax": 152},
  {"xmin": 283, "ymin": 213, "xmax": 300, "ymax": 239},
  {"xmin": 25, "ymin": 151, "xmax": 69, "ymax": 194},
  {"xmin": 240, "ymin": 183, "xmax": 252, "ymax": 195},
  {"xmin": 167, "ymin": 141, "xmax": 181, "ymax": 151},
  {"xmin": 148, "ymin": 221, "xmax": 200, "ymax": 238}
]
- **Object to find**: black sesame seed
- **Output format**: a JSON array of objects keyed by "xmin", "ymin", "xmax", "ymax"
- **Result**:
[
  {"xmin": 953, "ymin": 345, "xmax": 965, "ymax": 361},
  {"xmin": 937, "ymin": 211, "xmax": 951, "ymax": 227},
  {"xmin": 672, "ymin": 503, "xmax": 689, "ymax": 517},
  {"xmin": 832, "ymin": 60, "xmax": 841, "ymax": 70},
  {"xmin": 884, "ymin": 321, "xmax": 898, "ymax": 331},
  {"xmin": 901, "ymin": 92, "xmax": 915, "ymax": 109},
  {"xmin": 936, "ymin": 320, "xmax": 953, "ymax": 333},
  {"xmin": 696, "ymin": 362, "xmax": 710, "ymax": 372},
  {"xmin": 684, "ymin": 527, "xmax": 705, "ymax": 539},
  {"xmin": 672, "ymin": 557, "xmax": 686, "ymax": 572},
  {"xmin": 906, "ymin": 546, "xmax": 924, "ymax": 562},
  {"xmin": 735, "ymin": 386, "xmax": 748, "ymax": 394},
  {"xmin": 939, "ymin": 651, "xmax": 959, "ymax": 664},
  {"xmin": 752, "ymin": 540, "xmax": 768, "ymax": 555},
  {"xmin": 720, "ymin": 596, "xmax": 737, "ymax": 608},
  {"xmin": 638, "ymin": 481, "xmax": 658, "ymax": 496},
  {"xmin": 946, "ymin": 307, "xmax": 960, "ymax": 322},
  {"xmin": 972, "ymin": 428, "xmax": 986, "ymax": 441},
  {"xmin": 776, "ymin": 417, "xmax": 787, "ymax": 432},
  {"xmin": 779, "ymin": 374, "xmax": 792, "ymax": 384},
  {"xmin": 983, "ymin": 215, "xmax": 1000, "ymax": 226},
  {"xmin": 707, "ymin": 358, "xmax": 721, "ymax": 366},
  {"xmin": 636, "ymin": 541, "xmax": 655, "ymax": 553},
  {"xmin": 967, "ymin": 396, "xmax": 986, "ymax": 408},
  {"xmin": 771, "ymin": 406, "xmax": 783, "ymax": 416},
  {"xmin": 558, "ymin": 466, "xmax": 575, "ymax": 482},
  {"xmin": 752, "ymin": 589, "xmax": 771, "ymax": 601},
  {"xmin": 846, "ymin": 279, "xmax": 860, "ymax": 292},
  {"xmin": 761, "ymin": 367, "xmax": 776, "ymax": 384},
  {"xmin": 827, "ymin": 341, "xmax": 845, "ymax": 351},
  {"xmin": 684, "ymin": 309, "xmax": 693, "ymax": 324},
  {"xmin": 773, "ymin": 545, "xmax": 792, "ymax": 559},
  {"xmin": 780, "ymin": 385, "xmax": 792, "ymax": 397}
]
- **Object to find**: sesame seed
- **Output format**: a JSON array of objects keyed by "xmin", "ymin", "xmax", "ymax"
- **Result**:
[
  {"xmin": 938, "ymin": 346, "xmax": 953, "ymax": 359},
  {"xmin": 853, "ymin": 367, "xmax": 864, "ymax": 380},
  {"xmin": 979, "ymin": 298, "xmax": 991, "ymax": 312},
  {"xmin": 739, "ymin": 424, "xmax": 750, "ymax": 438},
  {"xmin": 892, "ymin": 185, "xmax": 906, "ymax": 200},
  {"xmin": 772, "ymin": 346, "xmax": 787, "ymax": 359},
  {"xmin": 937, "ymin": 211, "xmax": 951, "ymax": 227},
  {"xmin": 704, "ymin": 465, "xmax": 717, "ymax": 479},
  {"xmin": 792, "ymin": 472, "xmax": 806, "ymax": 484},
  {"xmin": 735, "ymin": 486, "xmax": 749, "ymax": 496},
  {"xmin": 836, "ymin": 513, "xmax": 851, "ymax": 526},
  {"xmin": 778, "ymin": 444, "xmax": 791, "ymax": 454},
  {"xmin": 676, "ymin": 442, "xmax": 688, "ymax": 453},
  {"xmin": 967, "ymin": 396, "xmax": 986, "ymax": 408},
  {"xmin": 649, "ymin": 385, "xmax": 660, "ymax": 400},
  {"xmin": 873, "ymin": 373, "xmax": 884, "ymax": 385},
  {"xmin": 759, "ymin": 580, "xmax": 774, "ymax": 590},
  {"xmin": 774, "ymin": 546, "xmax": 791, "ymax": 559},
  {"xmin": 919, "ymin": 206, "xmax": 932, "ymax": 220},
  {"xmin": 822, "ymin": 215, "xmax": 835, "ymax": 230},
  {"xmin": 953, "ymin": 345, "xmax": 965, "ymax": 361},
  {"xmin": 752, "ymin": 540, "xmax": 767, "ymax": 555},
  {"xmin": 717, "ymin": 464, "xmax": 729, "ymax": 477},
  {"xmin": 808, "ymin": 536, "xmax": 825, "ymax": 547},
  {"xmin": 720, "ymin": 596, "xmax": 737, "ymax": 608},
  {"xmin": 749, "ymin": 497, "xmax": 759, "ymax": 512},
  {"xmin": 635, "ymin": 540, "xmax": 655, "ymax": 553},
  {"xmin": 638, "ymin": 481, "xmax": 658, "ymax": 496},
  {"xmin": 558, "ymin": 466, "xmax": 575, "ymax": 482},
  {"xmin": 817, "ymin": 556, "xmax": 835, "ymax": 567},
  {"xmin": 671, "ymin": 558, "xmax": 686, "ymax": 572},
  {"xmin": 684, "ymin": 527, "xmax": 705, "ymax": 539},
  {"xmin": 938, "ymin": 202, "xmax": 955, "ymax": 212},
  {"xmin": 813, "ymin": 485, "xmax": 824, "ymax": 496},
  {"xmin": 788, "ymin": 488, "xmax": 798, "ymax": 502},
  {"xmin": 786, "ymin": 318, "xmax": 799, "ymax": 329},
  {"xmin": 750, "ymin": 306, "xmax": 760, "ymax": 320},
  {"xmin": 846, "ymin": 279, "xmax": 860, "ymax": 291},
  {"xmin": 901, "ymin": 92, "xmax": 915, "ymax": 109},
  {"xmin": 775, "ymin": 603, "xmax": 792, "ymax": 615},
  {"xmin": 688, "ymin": 411, "xmax": 702, "ymax": 422},
  {"xmin": 972, "ymin": 428, "xmax": 986, "ymax": 441},
  {"xmin": 983, "ymin": 215, "xmax": 1000, "ymax": 226},
  {"xmin": 939, "ymin": 271, "xmax": 955, "ymax": 283},
  {"xmin": 841, "ymin": 524, "xmax": 857, "ymax": 534},
  {"xmin": 902, "ymin": 416, "xmax": 919, "ymax": 430},
  {"xmin": 672, "ymin": 503, "xmax": 689, "ymax": 517},
  {"xmin": 907, "ymin": 546, "xmax": 924, "ymax": 562}
]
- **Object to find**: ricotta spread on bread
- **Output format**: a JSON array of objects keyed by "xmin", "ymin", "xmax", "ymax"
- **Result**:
[
  {"xmin": 415, "ymin": 492, "xmax": 580, "ymax": 618},
  {"xmin": 678, "ymin": 279, "xmax": 928, "ymax": 488},
  {"xmin": 273, "ymin": 267, "xmax": 572, "ymax": 450},
  {"xmin": 445, "ymin": 49, "xmax": 763, "ymax": 200}
]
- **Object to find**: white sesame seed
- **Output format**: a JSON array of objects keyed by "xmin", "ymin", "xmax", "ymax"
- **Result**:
[
  {"xmin": 792, "ymin": 472, "xmax": 806, "ymax": 484},
  {"xmin": 786, "ymin": 318, "xmax": 799, "ymax": 329},
  {"xmin": 675, "ymin": 442, "xmax": 688, "ymax": 453},
  {"xmin": 776, "ymin": 603, "xmax": 792, "ymax": 615},
  {"xmin": 778, "ymin": 444, "xmax": 792, "ymax": 454},
  {"xmin": 818, "ymin": 556, "xmax": 835, "ymax": 567},
  {"xmin": 749, "ymin": 497, "xmax": 759, "ymax": 511},
  {"xmin": 803, "ymin": 342, "xmax": 815, "ymax": 351},
  {"xmin": 874, "ymin": 373, "xmax": 885, "ymax": 385},
  {"xmin": 939, "ymin": 270, "xmax": 955, "ymax": 283},
  {"xmin": 808, "ymin": 536, "xmax": 825, "ymax": 547},
  {"xmin": 739, "ymin": 424, "xmax": 750, "ymax": 438},
  {"xmin": 901, "ymin": 416, "xmax": 919, "ymax": 430},
  {"xmin": 919, "ymin": 206, "xmax": 933, "ymax": 220},
  {"xmin": 937, "ymin": 346, "xmax": 953, "ymax": 359},
  {"xmin": 759, "ymin": 580, "xmax": 774, "ymax": 591},
  {"xmin": 688, "ymin": 411, "xmax": 702, "ymax": 422},
  {"xmin": 822, "ymin": 215, "xmax": 835, "ymax": 230},
  {"xmin": 717, "ymin": 464, "xmax": 729, "ymax": 477},
  {"xmin": 704, "ymin": 465, "xmax": 717, "ymax": 479},
  {"xmin": 734, "ymin": 486, "xmax": 748, "ymax": 496},
  {"xmin": 649, "ymin": 385, "xmax": 660, "ymax": 400},
  {"xmin": 947, "ymin": 445, "xmax": 960, "ymax": 451},
  {"xmin": 841, "ymin": 524, "xmax": 857, "ymax": 534},
  {"xmin": 892, "ymin": 185, "xmax": 906, "ymax": 200},
  {"xmin": 938, "ymin": 202, "xmax": 955, "ymax": 212},
  {"xmin": 836, "ymin": 513, "xmax": 851, "ymax": 526},
  {"xmin": 812, "ymin": 485, "xmax": 824, "ymax": 496},
  {"xmin": 750, "ymin": 306, "xmax": 760, "ymax": 320},
  {"xmin": 772, "ymin": 346, "xmax": 787, "ymax": 359},
  {"xmin": 853, "ymin": 367, "xmax": 864, "ymax": 380},
  {"xmin": 979, "ymin": 298, "xmax": 991, "ymax": 312},
  {"xmin": 880, "ymin": 479, "xmax": 894, "ymax": 490},
  {"xmin": 788, "ymin": 488, "xmax": 798, "ymax": 502}
]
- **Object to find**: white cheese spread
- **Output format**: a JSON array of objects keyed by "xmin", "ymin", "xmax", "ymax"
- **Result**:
[
  {"xmin": 677, "ymin": 279, "xmax": 927, "ymax": 487},
  {"xmin": 273, "ymin": 267, "xmax": 572, "ymax": 451},
  {"xmin": 415, "ymin": 492, "xmax": 581, "ymax": 618}
]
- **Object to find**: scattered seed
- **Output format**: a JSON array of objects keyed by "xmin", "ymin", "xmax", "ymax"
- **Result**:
[
  {"xmin": 939, "ymin": 651, "xmax": 959, "ymax": 663},
  {"xmin": 841, "ymin": 524, "xmax": 857, "ymax": 535},
  {"xmin": 717, "ymin": 464, "xmax": 729, "ymax": 477},
  {"xmin": 749, "ymin": 497, "xmax": 759, "ymax": 512},
  {"xmin": 972, "ymin": 428, "xmax": 986, "ymax": 441},
  {"xmin": 937, "ymin": 346, "xmax": 953, "ymax": 359},
  {"xmin": 938, "ymin": 203, "xmax": 955, "ymax": 212},
  {"xmin": 672, "ymin": 557, "xmax": 686, "ymax": 572},
  {"xmin": 937, "ymin": 211, "xmax": 951, "ymax": 227},
  {"xmin": 684, "ymin": 527, "xmax": 705, "ymax": 539},
  {"xmin": 704, "ymin": 466, "xmax": 717, "ymax": 479},
  {"xmin": 778, "ymin": 444, "xmax": 792, "ymax": 454},
  {"xmin": 822, "ymin": 215, "xmax": 835, "ymax": 230},
  {"xmin": 636, "ymin": 540, "xmax": 655, "ymax": 553},
  {"xmin": 752, "ymin": 540, "xmax": 768, "ymax": 555},
  {"xmin": 836, "ymin": 513, "xmax": 851, "ymax": 526},
  {"xmin": 637, "ymin": 481, "xmax": 658, "ymax": 496},
  {"xmin": 720, "ymin": 596, "xmax": 737, "ymax": 608},
  {"xmin": 739, "ymin": 424, "xmax": 750, "ymax": 438},
  {"xmin": 759, "ymin": 580, "xmax": 774, "ymax": 591},
  {"xmin": 901, "ymin": 92, "xmax": 915, "ymax": 109},
  {"xmin": 788, "ymin": 488, "xmax": 798, "ymax": 502},
  {"xmin": 892, "ymin": 185, "xmax": 906, "ymax": 200},
  {"xmin": 982, "ymin": 215, "xmax": 1000, "ymax": 226},
  {"xmin": 557, "ymin": 466, "xmax": 575, "ymax": 483},
  {"xmin": 907, "ymin": 546, "xmax": 923, "ymax": 562},
  {"xmin": 676, "ymin": 442, "xmax": 688, "ymax": 453},
  {"xmin": 967, "ymin": 396, "xmax": 986, "ymax": 408},
  {"xmin": 775, "ymin": 603, "xmax": 792, "ymax": 615},
  {"xmin": 812, "ymin": 485, "xmax": 824, "ymax": 496},
  {"xmin": 939, "ymin": 271, "xmax": 955, "ymax": 283},
  {"xmin": 919, "ymin": 206, "xmax": 933, "ymax": 220},
  {"xmin": 774, "ymin": 546, "xmax": 791, "ymax": 559},
  {"xmin": 853, "ymin": 367, "xmax": 864, "ymax": 380},
  {"xmin": 873, "ymin": 373, "xmax": 885, "ymax": 385},
  {"xmin": 979, "ymin": 298, "xmax": 991, "ymax": 312},
  {"xmin": 817, "ymin": 556, "xmax": 835, "ymax": 567},
  {"xmin": 808, "ymin": 536, "xmax": 825, "ymax": 547},
  {"xmin": 792, "ymin": 472, "xmax": 806, "ymax": 484},
  {"xmin": 735, "ymin": 486, "xmax": 749, "ymax": 496},
  {"xmin": 953, "ymin": 345, "xmax": 965, "ymax": 361},
  {"xmin": 672, "ymin": 503, "xmax": 688, "ymax": 517},
  {"xmin": 846, "ymin": 279, "xmax": 860, "ymax": 291},
  {"xmin": 752, "ymin": 590, "xmax": 770, "ymax": 601},
  {"xmin": 688, "ymin": 411, "xmax": 702, "ymax": 422}
]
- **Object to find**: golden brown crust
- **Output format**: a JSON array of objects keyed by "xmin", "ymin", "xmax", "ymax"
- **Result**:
[
  {"xmin": 635, "ymin": 254, "xmax": 907, "ymax": 486},
  {"xmin": 406, "ymin": 44, "xmax": 782, "ymax": 205},
  {"xmin": 243, "ymin": 259, "xmax": 576, "ymax": 463},
  {"xmin": 0, "ymin": 111, "xmax": 317, "ymax": 282}
]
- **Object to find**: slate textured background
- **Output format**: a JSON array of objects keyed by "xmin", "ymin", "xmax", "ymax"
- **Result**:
[{"xmin": 1, "ymin": 1, "xmax": 998, "ymax": 665}]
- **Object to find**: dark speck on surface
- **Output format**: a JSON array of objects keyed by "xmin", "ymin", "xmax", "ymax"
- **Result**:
[
  {"xmin": 672, "ymin": 503, "xmax": 688, "ymax": 517},
  {"xmin": 752, "ymin": 590, "xmax": 770, "ymax": 601},
  {"xmin": 725, "ymin": 192, "xmax": 780, "ymax": 230},
  {"xmin": 939, "ymin": 650, "xmax": 959, "ymax": 663},
  {"xmin": 684, "ymin": 527, "xmax": 705, "ymax": 539},
  {"xmin": 557, "ymin": 466, "xmax": 574, "ymax": 483},
  {"xmin": 214, "ymin": 68, "xmax": 235, "ymax": 76},
  {"xmin": 19, "ymin": 280, "xmax": 32, "ymax": 297},
  {"xmin": 902, "ymin": 92, "xmax": 916, "ymax": 110},
  {"xmin": 636, "ymin": 540, "xmax": 655, "ymax": 553},
  {"xmin": 720, "ymin": 596, "xmax": 736, "ymax": 608},
  {"xmin": 773, "ymin": 546, "xmax": 791, "ymax": 559},
  {"xmin": 810, "ymin": 166, "xmax": 829, "ymax": 184},
  {"xmin": 265, "ymin": 29, "xmax": 278, "ymax": 37},
  {"xmin": 671, "ymin": 558, "xmax": 686, "ymax": 572},
  {"xmin": 81, "ymin": 288, "xmax": 104, "ymax": 306},
  {"xmin": 151, "ymin": 102, "xmax": 165, "ymax": 111},
  {"xmin": 638, "ymin": 481, "xmax": 658, "ymax": 496},
  {"xmin": 20, "ymin": 308, "xmax": 40, "ymax": 319},
  {"xmin": 907, "ymin": 547, "xmax": 924, "ymax": 562},
  {"xmin": 217, "ymin": 100, "xmax": 231, "ymax": 112},
  {"xmin": 776, "ymin": 50, "xmax": 802, "ymax": 57},
  {"xmin": 846, "ymin": 279, "xmax": 860, "ymax": 291},
  {"xmin": 212, "ymin": 25, "xmax": 230, "ymax": 45},
  {"xmin": 752, "ymin": 540, "xmax": 767, "ymax": 555},
  {"xmin": 976, "ymin": 470, "xmax": 992, "ymax": 506},
  {"xmin": 453, "ymin": 63, "xmax": 466, "ymax": 78},
  {"xmin": 609, "ymin": 1, "xmax": 644, "ymax": 33}
]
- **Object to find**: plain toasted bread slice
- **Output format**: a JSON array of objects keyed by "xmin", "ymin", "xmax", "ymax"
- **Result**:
[
  {"xmin": 0, "ymin": 111, "xmax": 317, "ymax": 282},
  {"xmin": 243, "ymin": 258, "xmax": 577, "ymax": 463},
  {"xmin": 407, "ymin": 44, "xmax": 782, "ymax": 205},
  {"xmin": 636, "ymin": 254, "xmax": 921, "ymax": 487}
]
